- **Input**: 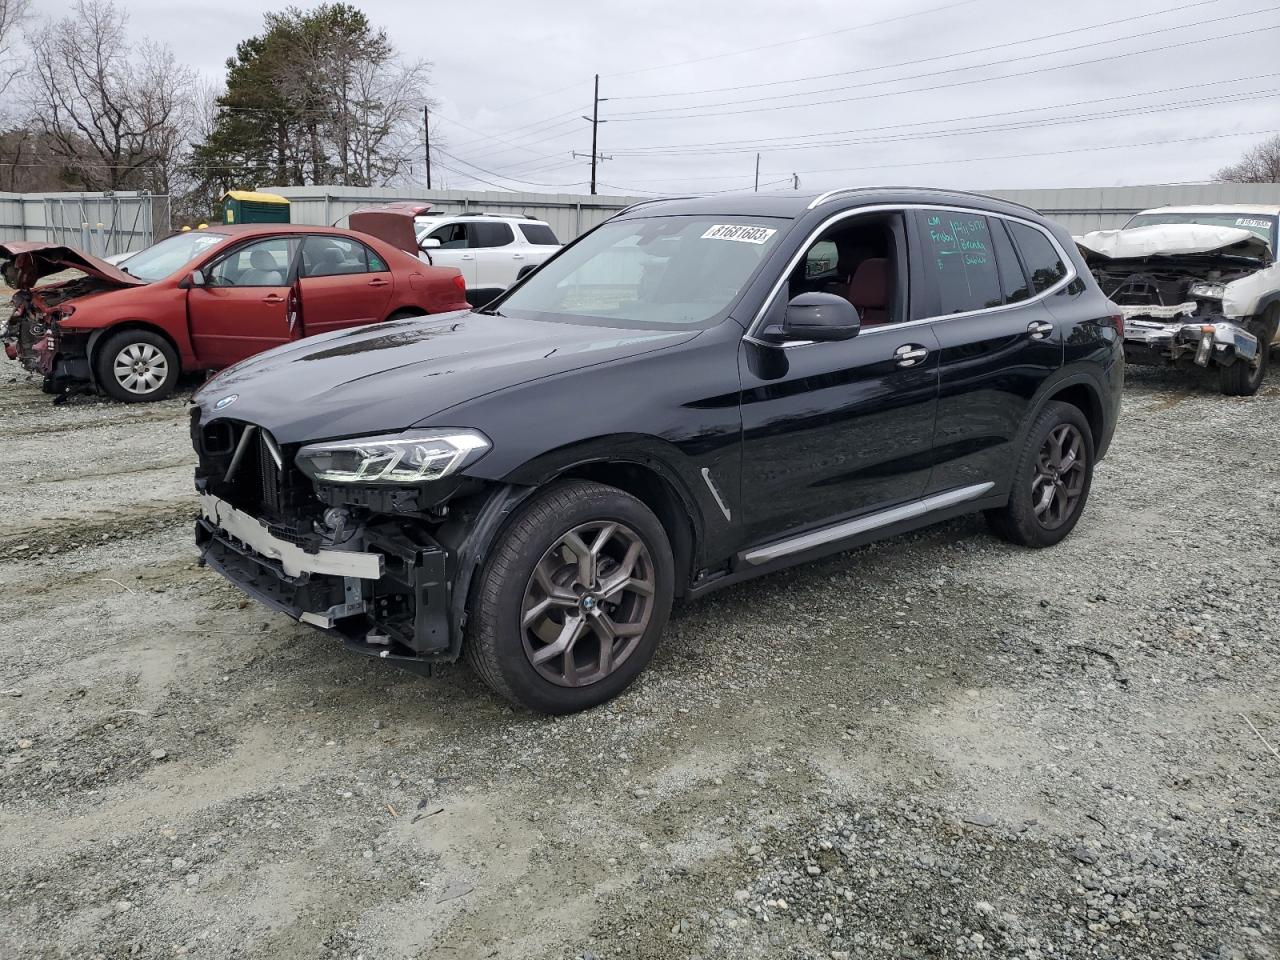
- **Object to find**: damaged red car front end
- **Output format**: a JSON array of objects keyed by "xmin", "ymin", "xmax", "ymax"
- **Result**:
[{"xmin": 1, "ymin": 242, "xmax": 143, "ymax": 388}]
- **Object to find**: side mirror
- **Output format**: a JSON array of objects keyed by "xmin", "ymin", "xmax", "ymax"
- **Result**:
[
  {"xmin": 764, "ymin": 292, "xmax": 860, "ymax": 342},
  {"xmin": 420, "ymin": 237, "xmax": 441, "ymax": 249},
  {"xmin": 515, "ymin": 263, "xmax": 538, "ymax": 281},
  {"xmin": 178, "ymin": 269, "xmax": 205, "ymax": 289}
]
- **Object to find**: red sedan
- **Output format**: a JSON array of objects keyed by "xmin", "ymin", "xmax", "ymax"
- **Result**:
[{"xmin": 1, "ymin": 223, "xmax": 469, "ymax": 402}]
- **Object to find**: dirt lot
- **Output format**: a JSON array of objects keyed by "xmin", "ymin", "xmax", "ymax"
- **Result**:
[{"xmin": 0, "ymin": 365, "xmax": 1277, "ymax": 960}]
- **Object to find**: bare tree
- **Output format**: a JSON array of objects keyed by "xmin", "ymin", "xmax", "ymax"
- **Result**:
[
  {"xmin": 1215, "ymin": 134, "xmax": 1280, "ymax": 183},
  {"xmin": 347, "ymin": 56, "xmax": 433, "ymax": 186},
  {"xmin": 0, "ymin": 0, "xmax": 32, "ymax": 140},
  {"xmin": 0, "ymin": 0, "xmax": 31, "ymax": 100},
  {"xmin": 25, "ymin": 0, "xmax": 195, "ymax": 191}
]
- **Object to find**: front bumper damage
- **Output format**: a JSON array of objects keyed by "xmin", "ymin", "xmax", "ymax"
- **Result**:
[
  {"xmin": 1118, "ymin": 304, "xmax": 1260, "ymax": 371},
  {"xmin": 195, "ymin": 493, "xmax": 455, "ymax": 671},
  {"xmin": 3, "ymin": 291, "xmax": 93, "ymax": 391}
]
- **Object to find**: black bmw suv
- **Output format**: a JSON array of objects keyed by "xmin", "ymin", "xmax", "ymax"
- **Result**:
[{"xmin": 191, "ymin": 188, "xmax": 1123, "ymax": 713}]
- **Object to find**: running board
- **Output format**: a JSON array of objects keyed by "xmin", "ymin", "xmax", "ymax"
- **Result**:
[{"xmin": 741, "ymin": 481, "xmax": 995, "ymax": 567}]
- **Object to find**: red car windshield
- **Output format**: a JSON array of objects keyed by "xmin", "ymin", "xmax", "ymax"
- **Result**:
[{"xmin": 122, "ymin": 232, "xmax": 228, "ymax": 282}]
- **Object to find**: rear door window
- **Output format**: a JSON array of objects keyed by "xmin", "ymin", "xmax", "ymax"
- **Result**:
[
  {"xmin": 1007, "ymin": 221, "xmax": 1068, "ymax": 293},
  {"xmin": 472, "ymin": 221, "xmax": 515, "ymax": 248},
  {"xmin": 990, "ymin": 219, "xmax": 1031, "ymax": 303},
  {"xmin": 300, "ymin": 236, "xmax": 371, "ymax": 277},
  {"xmin": 915, "ymin": 210, "xmax": 1002, "ymax": 314}
]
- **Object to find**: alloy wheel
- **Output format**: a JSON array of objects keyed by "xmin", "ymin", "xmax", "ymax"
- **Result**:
[
  {"xmin": 1031, "ymin": 423, "xmax": 1087, "ymax": 530},
  {"xmin": 520, "ymin": 520, "xmax": 656, "ymax": 688},
  {"xmin": 112, "ymin": 343, "xmax": 169, "ymax": 395}
]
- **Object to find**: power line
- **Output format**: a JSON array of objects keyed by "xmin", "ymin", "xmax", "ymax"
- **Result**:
[
  {"xmin": 608, "ymin": 0, "xmax": 1218, "ymax": 102},
  {"xmin": 606, "ymin": 17, "xmax": 1280, "ymax": 123},
  {"xmin": 598, "ymin": 87, "xmax": 1280, "ymax": 167},
  {"xmin": 608, "ymin": 5, "xmax": 1280, "ymax": 120},
  {"xmin": 744, "ymin": 127, "xmax": 1280, "ymax": 181},
  {"xmin": 435, "ymin": 149, "xmax": 588, "ymax": 189},
  {"xmin": 603, "ymin": 0, "xmax": 984, "ymax": 79},
  {"xmin": 607, "ymin": 71, "xmax": 1280, "ymax": 156}
]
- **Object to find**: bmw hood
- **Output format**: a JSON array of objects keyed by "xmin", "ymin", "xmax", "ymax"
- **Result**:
[{"xmin": 194, "ymin": 310, "xmax": 701, "ymax": 444}]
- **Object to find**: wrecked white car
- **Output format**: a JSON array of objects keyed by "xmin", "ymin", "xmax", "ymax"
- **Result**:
[{"xmin": 1078, "ymin": 206, "xmax": 1280, "ymax": 395}]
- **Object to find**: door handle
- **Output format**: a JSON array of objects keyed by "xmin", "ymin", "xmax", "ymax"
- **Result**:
[
  {"xmin": 460, "ymin": 254, "xmax": 475, "ymax": 260},
  {"xmin": 261, "ymin": 294, "xmax": 285, "ymax": 304},
  {"xmin": 1028, "ymin": 320, "xmax": 1055, "ymax": 340},
  {"xmin": 894, "ymin": 344, "xmax": 928, "ymax": 367},
  {"xmin": 368, "ymin": 278, "xmax": 389, "ymax": 287},
  {"xmin": 512, "ymin": 253, "xmax": 524, "ymax": 259}
]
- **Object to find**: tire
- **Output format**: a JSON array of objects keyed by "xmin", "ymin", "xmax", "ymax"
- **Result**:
[
  {"xmin": 1219, "ymin": 325, "xmax": 1271, "ymax": 396},
  {"xmin": 385, "ymin": 308, "xmax": 425, "ymax": 322},
  {"xmin": 94, "ymin": 329, "xmax": 179, "ymax": 402},
  {"xmin": 985, "ymin": 401, "xmax": 1095, "ymax": 548},
  {"xmin": 464, "ymin": 480, "xmax": 675, "ymax": 714}
]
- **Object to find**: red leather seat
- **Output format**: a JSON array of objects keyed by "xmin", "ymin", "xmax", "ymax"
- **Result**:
[{"xmin": 847, "ymin": 257, "xmax": 890, "ymax": 327}]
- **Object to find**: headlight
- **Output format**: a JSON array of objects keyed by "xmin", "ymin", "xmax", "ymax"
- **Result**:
[
  {"xmin": 295, "ymin": 429, "xmax": 490, "ymax": 484},
  {"xmin": 1189, "ymin": 281, "xmax": 1225, "ymax": 299}
]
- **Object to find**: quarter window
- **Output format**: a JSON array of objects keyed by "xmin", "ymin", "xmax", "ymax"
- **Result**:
[
  {"xmin": 1007, "ymin": 221, "xmax": 1068, "ymax": 294},
  {"xmin": 519, "ymin": 223, "xmax": 559, "ymax": 245},
  {"xmin": 918, "ymin": 210, "xmax": 1002, "ymax": 314}
]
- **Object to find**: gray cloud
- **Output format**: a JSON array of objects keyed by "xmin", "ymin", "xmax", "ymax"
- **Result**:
[{"xmin": 121, "ymin": 0, "xmax": 1279, "ymax": 194}]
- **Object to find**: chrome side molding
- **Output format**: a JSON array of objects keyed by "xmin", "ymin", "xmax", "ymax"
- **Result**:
[
  {"xmin": 741, "ymin": 481, "xmax": 995, "ymax": 566},
  {"xmin": 700, "ymin": 466, "xmax": 733, "ymax": 522}
]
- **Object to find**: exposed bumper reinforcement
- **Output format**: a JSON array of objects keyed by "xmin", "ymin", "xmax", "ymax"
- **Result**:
[{"xmin": 197, "ymin": 493, "xmax": 382, "ymax": 580}]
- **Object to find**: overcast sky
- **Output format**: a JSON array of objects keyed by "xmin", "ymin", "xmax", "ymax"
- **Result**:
[{"xmin": 122, "ymin": 0, "xmax": 1280, "ymax": 197}]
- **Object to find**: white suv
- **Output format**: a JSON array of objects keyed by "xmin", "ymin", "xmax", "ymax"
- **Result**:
[{"xmin": 416, "ymin": 214, "xmax": 561, "ymax": 306}]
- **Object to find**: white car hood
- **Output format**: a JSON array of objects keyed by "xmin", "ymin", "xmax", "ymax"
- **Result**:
[{"xmin": 1076, "ymin": 224, "xmax": 1269, "ymax": 261}]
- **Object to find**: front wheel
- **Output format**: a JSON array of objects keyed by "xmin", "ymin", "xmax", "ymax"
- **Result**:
[
  {"xmin": 985, "ymin": 401, "xmax": 1095, "ymax": 548},
  {"xmin": 1219, "ymin": 336, "xmax": 1269, "ymax": 396},
  {"xmin": 465, "ymin": 481, "xmax": 675, "ymax": 714},
  {"xmin": 95, "ymin": 329, "xmax": 179, "ymax": 402}
]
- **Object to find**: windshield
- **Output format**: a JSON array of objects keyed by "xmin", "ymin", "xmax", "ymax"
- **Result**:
[
  {"xmin": 121, "ymin": 231, "xmax": 228, "ymax": 282},
  {"xmin": 498, "ymin": 215, "xmax": 787, "ymax": 327},
  {"xmin": 1125, "ymin": 212, "xmax": 1277, "ymax": 248}
]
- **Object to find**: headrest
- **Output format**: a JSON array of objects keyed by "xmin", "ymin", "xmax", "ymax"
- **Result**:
[{"xmin": 848, "ymin": 258, "xmax": 889, "ymax": 308}]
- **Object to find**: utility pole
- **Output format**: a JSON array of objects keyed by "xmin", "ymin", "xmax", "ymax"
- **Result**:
[
  {"xmin": 423, "ymin": 105, "xmax": 432, "ymax": 190},
  {"xmin": 754, "ymin": 153, "xmax": 760, "ymax": 192},
  {"xmin": 580, "ymin": 74, "xmax": 608, "ymax": 195}
]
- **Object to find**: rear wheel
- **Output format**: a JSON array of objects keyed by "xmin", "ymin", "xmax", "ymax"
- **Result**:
[
  {"xmin": 986, "ymin": 401, "xmax": 1095, "ymax": 548},
  {"xmin": 95, "ymin": 329, "xmax": 179, "ymax": 402},
  {"xmin": 465, "ymin": 481, "xmax": 675, "ymax": 714}
]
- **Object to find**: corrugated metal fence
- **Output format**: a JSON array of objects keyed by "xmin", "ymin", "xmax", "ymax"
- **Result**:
[
  {"xmin": 988, "ymin": 183, "xmax": 1280, "ymax": 234},
  {"xmin": 259, "ymin": 185, "xmax": 642, "ymax": 242},
  {"xmin": 264, "ymin": 182, "xmax": 1280, "ymax": 240},
  {"xmin": 4, "ymin": 183, "xmax": 1280, "ymax": 253},
  {"xmin": 0, "ymin": 191, "xmax": 168, "ymax": 256}
]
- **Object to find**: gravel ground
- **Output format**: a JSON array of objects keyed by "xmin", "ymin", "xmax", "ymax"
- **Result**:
[{"xmin": 0, "ymin": 364, "xmax": 1277, "ymax": 960}]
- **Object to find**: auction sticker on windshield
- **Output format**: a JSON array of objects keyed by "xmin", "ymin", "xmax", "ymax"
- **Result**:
[
  {"xmin": 701, "ymin": 224, "xmax": 778, "ymax": 244},
  {"xmin": 1236, "ymin": 218, "xmax": 1272, "ymax": 229}
]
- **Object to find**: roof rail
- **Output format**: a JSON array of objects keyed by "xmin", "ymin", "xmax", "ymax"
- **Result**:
[
  {"xmin": 806, "ymin": 188, "xmax": 882, "ymax": 210},
  {"xmin": 613, "ymin": 196, "xmax": 693, "ymax": 218}
]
